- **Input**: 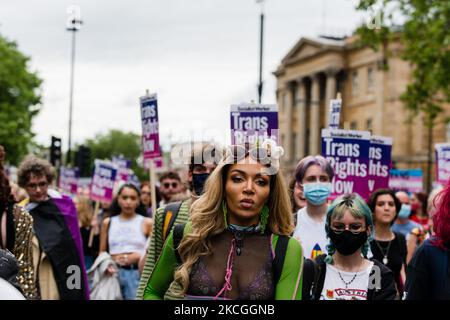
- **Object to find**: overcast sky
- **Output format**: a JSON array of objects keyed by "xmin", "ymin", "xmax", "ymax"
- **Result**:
[{"xmin": 0, "ymin": 0, "xmax": 368, "ymax": 151}]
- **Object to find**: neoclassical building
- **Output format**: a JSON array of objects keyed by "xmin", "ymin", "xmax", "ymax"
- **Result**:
[{"xmin": 274, "ymin": 35, "xmax": 450, "ymax": 181}]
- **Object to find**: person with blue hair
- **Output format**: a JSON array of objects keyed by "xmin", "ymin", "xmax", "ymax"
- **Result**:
[{"xmin": 302, "ymin": 193, "xmax": 396, "ymax": 300}]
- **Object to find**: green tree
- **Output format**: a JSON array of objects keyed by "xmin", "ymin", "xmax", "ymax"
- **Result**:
[
  {"xmin": 355, "ymin": 0, "xmax": 450, "ymax": 192},
  {"xmin": 81, "ymin": 129, "xmax": 148, "ymax": 181},
  {"xmin": 0, "ymin": 33, "xmax": 42, "ymax": 165}
]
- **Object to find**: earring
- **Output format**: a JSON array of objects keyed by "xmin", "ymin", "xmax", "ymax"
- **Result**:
[
  {"xmin": 222, "ymin": 200, "xmax": 228, "ymax": 229},
  {"xmin": 260, "ymin": 205, "xmax": 269, "ymax": 234}
]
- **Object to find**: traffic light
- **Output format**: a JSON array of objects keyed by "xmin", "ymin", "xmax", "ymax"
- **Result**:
[
  {"xmin": 75, "ymin": 145, "xmax": 91, "ymax": 177},
  {"xmin": 50, "ymin": 136, "xmax": 62, "ymax": 166}
]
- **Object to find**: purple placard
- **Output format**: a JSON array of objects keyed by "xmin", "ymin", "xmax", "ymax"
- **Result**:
[
  {"xmin": 368, "ymin": 136, "xmax": 392, "ymax": 194},
  {"xmin": 435, "ymin": 143, "xmax": 450, "ymax": 185},
  {"xmin": 327, "ymin": 99, "xmax": 342, "ymax": 130},
  {"xmin": 112, "ymin": 156, "xmax": 131, "ymax": 182},
  {"xmin": 322, "ymin": 129, "xmax": 371, "ymax": 200},
  {"xmin": 90, "ymin": 160, "xmax": 118, "ymax": 203},
  {"xmin": 144, "ymin": 157, "xmax": 163, "ymax": 170},
  {"xmin": 127, "ymin": 170, "xmax": 141, "ymax": 188},
  {"xmin": 59, "ymin": 167, "xmax": 79, "ymax": 195},
  {"xmin": 140, "ymin": 94, "xmax": 161, "ymax": 159},
  {"xmin": 230, "ymin": 103, "xmax": 279, "ymax": 145}
]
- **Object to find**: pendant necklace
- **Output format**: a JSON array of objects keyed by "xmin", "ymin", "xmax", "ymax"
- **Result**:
[
  {"xmin": 375, "ymin": 238, "xmax": 392, "ymax": 265},
  {"xmin": 338, "ymin": 271, "xmax": 358, "ymax": 289}
]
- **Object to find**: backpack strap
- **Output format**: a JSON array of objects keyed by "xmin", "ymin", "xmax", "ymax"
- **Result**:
[
  {"xmin": 273, "ymin": 235, "xmax": 289, "ymax": 284},
  {"xmin": 312, "ymin": 254, "xmax": 327, "ymax": 300},
  {"xmin": 162, "ymin": 201, "xmax": 183, "ymax": 242},
  {"xmin": 172, "ymin": 223, "xmax": 186, "ymax": 264},
  {"xmin": 301, "ymin": 258, "xmax": 319, "ymax": 300}
]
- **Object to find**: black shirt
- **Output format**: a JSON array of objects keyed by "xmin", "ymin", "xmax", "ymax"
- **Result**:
[
  {"xmin": 80, "ymin": 226, "xmax": 99, "ymax": 258},
  {"xmin": 370, "ymin": 232, "xmax": 407, "ymax": 295},
  {"xmin": 405, "ymin": 238, "xmax": 450, "ymax": 300}
]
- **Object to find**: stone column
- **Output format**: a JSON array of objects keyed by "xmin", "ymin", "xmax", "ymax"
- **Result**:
[
  {"xmin": 284, "ymin": 82, "xmax": 294, "ymax": 162},
  {"xmin": 296, "ymin": 78, "xmax": 306, "ymax": 159},
  {"xmin": 325, "ymin": 68, "xmax": 338, "ymax": 128},
  {"xmin": 309, "ymin": 74, "xmax": 320, "ymax": 155}
]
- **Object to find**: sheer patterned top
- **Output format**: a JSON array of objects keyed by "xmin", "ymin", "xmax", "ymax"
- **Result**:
[{"xmin": 186, "ymin": 230, "xmax": 274, "ymax": 300}]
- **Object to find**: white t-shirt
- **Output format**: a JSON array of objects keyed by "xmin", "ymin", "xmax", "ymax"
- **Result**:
[
  {"xmin": 0, "ymin": 278, "xmax": 25, "ymax": 300},
  {"xmin": 108, "ymin": 215, "xmax": 147, "ymax": 255},
  {"xmin": 293, "ymin": 207, "xmax": 328, "ymax": 259},
  {"xmin": 320, "ymin": 261, "xmax": 374, "ymax": 300}
]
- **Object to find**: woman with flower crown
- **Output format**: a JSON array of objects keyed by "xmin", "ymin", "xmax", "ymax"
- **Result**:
[{"xmin": 143, "ymin": 141, "xmax": 304, "ymax": 300}]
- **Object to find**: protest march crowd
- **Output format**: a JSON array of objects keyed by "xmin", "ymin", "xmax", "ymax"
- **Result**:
[
  {"xmin": 1, "ymin": 92, "xmax": 449, "ymax": 302},
  {"xmin": 1, "ymin": 134, "xmax": 449, "ymax": 301}
]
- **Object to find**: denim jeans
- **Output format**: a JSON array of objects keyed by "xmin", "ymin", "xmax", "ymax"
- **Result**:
[{"xmin": 118, "ymin": 267, "xmax": 140, "ymax": 300}]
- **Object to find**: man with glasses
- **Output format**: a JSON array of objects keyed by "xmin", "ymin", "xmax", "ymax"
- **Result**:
[
  {"xmin": 292, "ymin": 155, "xmax": 335, "ymax": 259},
  {"xmin": 158, "ymin": 171, "xmax": 183, "ymax": 207},
  {"xmin": 17, "ymin": 156, "xmax": 89, "ymax": 300}
]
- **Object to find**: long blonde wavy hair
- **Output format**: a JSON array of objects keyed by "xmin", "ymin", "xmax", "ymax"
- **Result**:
[{"xmin": 173, "ymin": 155, "xmax": 293, "ymax": 294}]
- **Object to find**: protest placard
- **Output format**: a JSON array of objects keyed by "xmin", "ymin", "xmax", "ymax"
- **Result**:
[
  {"xmin": 230, "ymin": 103, "xmax": 278, "ymax": 145},
  {"xmin": 322, "ymin": 129, "xmax": 371, "ymax": 200},
  {"xmin": 59, "ymin": 167, "xmax": 79, "ymax": 195},
  {"xmin": 89, "ymin": 160, "xmax": 118, "ymax": 203},
  {"xmin": 435, "ymin": 143, "xmax": 450, "ymax": 185},
  {"xmin": 112, "ymin": 156, "xmax": 131, "ymax": 183},
  {"xmin": 389, "ymin": 169, "xmax": 423, "ymax": 193},
  {"xmin": 327, "ymin": 97, "xmax": 342, "ymax": 130},
  {"xmin": 140, "ymin": 93, "xmax": 161, "ymax": 159},
  {"xmin": 368, "ymin": 136, "xmax": 392, "ymax": 193}
]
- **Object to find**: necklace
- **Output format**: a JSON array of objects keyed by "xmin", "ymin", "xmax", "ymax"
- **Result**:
[
  {"xmin": 374, "ymin": 239, "xmax": 392, "ymax": 265},
  {"xmin": 337, "ymin": 271, "xmax": 358, "ymax": 289},
  {"xmin": 227, "ymin": 224, "xmax": 260, "ymax": 256}
]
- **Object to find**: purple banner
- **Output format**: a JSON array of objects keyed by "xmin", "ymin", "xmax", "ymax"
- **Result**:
[
  {"xmin": 327, "ymin": 99, "xmax": 342, "ymax": 130},
  {"xmin": 140, "ymin": 94, "xmax": 161, "ymax": 159},
  {"xmin": 230, "ymin": 103, "xmax": 278, "ymax": 145},
  {"xmin": 368, "ymin": 136, "xmax": 392, "ymax": 194},
  {"xmin": 435, "ymin": 143, "xmax": 450, "ymax": 185},
  {"xmin": 90, "ymin": 160, "xmax": 118, "ymax": 203},
  {"xmin": 321, "ymin": 129, "xmax": 371, "ymax": 200},
  {"xmin": 144, "ymin": 157, "xmax": 163, "ymax": 170},
  {"xmin": 59, "ymin": 167, "xmax": 79, "ymax": 195},
  {"xmin": 112, "ymin": 156, "xmax": 131, "ymax": 183}
]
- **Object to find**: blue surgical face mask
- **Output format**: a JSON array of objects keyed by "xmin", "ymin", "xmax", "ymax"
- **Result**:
[
  {"xmin": 398, "ymin": 204, "xmax": 411, "ymax": 219},
  {"xmin": 303, "ymin": 182, "xmax": 332, "ymax": 206}
]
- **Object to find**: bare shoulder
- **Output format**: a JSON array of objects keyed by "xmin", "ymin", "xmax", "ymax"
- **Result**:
[{"xmin": 102, "ymin": 217, "xmax": 111, "ymax": 227}]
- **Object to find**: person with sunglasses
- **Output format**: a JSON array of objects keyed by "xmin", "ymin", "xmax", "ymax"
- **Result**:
[
  {"xmin": 304, "ymin": 193, "xmax": 396, "ymax": 300},
  {"xmin": 16, "ymin": 155, "xmax": 89, "ymax": 299},
  {"xmin": 136, "ymin": 142, "xmax": 219, "ymax": 299},
  {"xmin": 158, "ymin": 171, "xmax": 183, "ymax": 207},
  {"xmin": 292, "ymin": 155, "xmax": 334, "ymax": 259},
  {"xmin": 143, "ymin": 141, "xmax": 304, "ymax": 300}
]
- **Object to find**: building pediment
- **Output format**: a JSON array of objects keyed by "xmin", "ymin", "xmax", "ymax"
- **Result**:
[{"xmin": 279, "ymin": 37, "xmax": 345, "ymax": 69}]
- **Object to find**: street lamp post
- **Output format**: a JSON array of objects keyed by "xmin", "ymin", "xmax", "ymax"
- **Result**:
[
  {"xmin": 66, "ymin": 5, "xmax": 82, "ymax": 165},
  {"xmin": 256, "ymin": 0, "xmax": 265, "ymax": 104}
]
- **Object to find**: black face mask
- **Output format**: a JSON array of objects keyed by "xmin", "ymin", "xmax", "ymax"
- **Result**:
[
  {"xmin": 328, "ymin": 230, "xmax": 368, "ymax": 256},
  {"xmin": 192, "ymin": 173, "xmax": 210, "ymax": 196}
]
